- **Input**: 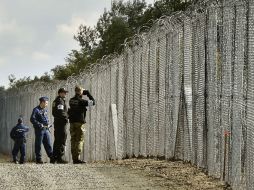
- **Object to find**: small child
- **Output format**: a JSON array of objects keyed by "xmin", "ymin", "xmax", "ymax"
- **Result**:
[{"xmin": 10, "ymin": 117, "xmax": 29, "ymax": 164}]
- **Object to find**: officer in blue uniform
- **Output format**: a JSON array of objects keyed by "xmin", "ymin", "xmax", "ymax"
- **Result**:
[
  {"xmin": 10, "ymin": 117, "xmax": 29, "ymax": 164},
  {"xmin": 30, "ymin": 96, "xmax": 54, "ymax": 164}
]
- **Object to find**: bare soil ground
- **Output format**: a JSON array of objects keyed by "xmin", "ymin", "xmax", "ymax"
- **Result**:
[
  {"xmin": 0, "ymin": 155, "xmax": 230, "ymax": 190},
  {"xmin": 97, "ymin": 159, "xmax": 230, "ymax": 190}
]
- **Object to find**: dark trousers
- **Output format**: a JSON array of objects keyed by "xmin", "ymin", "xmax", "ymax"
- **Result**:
[
  {"xmin": 12, "ymin": 139, "xmax": 26, "ymax": 162},
  {"xmin": 53, "ymin": 120, "xmax": 67, "ymax": 160},
  {"xmin": 34, "ymin": 128, "xmax": 53, "ymax": 161}
]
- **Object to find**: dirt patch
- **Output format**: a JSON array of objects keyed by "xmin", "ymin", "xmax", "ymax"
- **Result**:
[
  {"xmin": 0, "ymin": 155, "xmax": 231, "ymax": 190},
  {"xmin": 93, "ymin": 159, "xmax": 231, "ymax": 190},
  {"xmin": 0, "ymin": 163, "xmax": 170, "ymax": 190},
  {"xmin": 0, "ymin": 153, "xmax": 10, "ymax": 163}
]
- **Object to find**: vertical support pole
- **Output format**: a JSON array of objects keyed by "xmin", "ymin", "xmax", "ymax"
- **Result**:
[{"xmin": 111, "ymin": 104, "xmax": 118, "ymax": 159}]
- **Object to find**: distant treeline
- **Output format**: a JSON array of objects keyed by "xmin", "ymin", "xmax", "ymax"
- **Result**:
[{"xmin": 5, "ymin": 0, "xmax": 192, "ymax": 89}]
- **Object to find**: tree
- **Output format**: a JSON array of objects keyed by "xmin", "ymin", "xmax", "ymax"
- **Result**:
[
  {"xmin": 7, "ymin": 73, "xmax": 53, "ymax": 88},
  {"xmin": 0, "ymin": 86, "xmax": 5, "ymax": 96},
  {"xmin": 55, "ymin": 0, "xmax": 148, "ymax": 79},
  {"xmin": 0, "ymin": 86, "xmax": 5, "ymax": 92},
  {"xmin": 66, "ymin": 0, "xmax": 190, "ymax": 66},
  {"xmin": 40, "ymin": 72, "xmax": 51, "ymax": 82},
  {"xmin": 9, "ymin": 0, "xmax": 192, "ymax": 87},
  {"xmin": 74, "ymin": 25, "xmax": 98, "ymax": 54},
  {"xmin": 100, "ymin": 17, "xmax": 132, "ymax": 55},
  {"xmin": 8, "ymin": 74, "xmax": 16, "ymax": 88}
]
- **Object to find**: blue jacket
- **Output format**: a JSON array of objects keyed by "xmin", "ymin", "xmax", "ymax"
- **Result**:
[
  {"xmin": 30, "ymin": 106, "xmax": 49, "ymax": 129},
  {"xmin": 10, "ymin": 124, "xmax": 29, "ymax": 140}
]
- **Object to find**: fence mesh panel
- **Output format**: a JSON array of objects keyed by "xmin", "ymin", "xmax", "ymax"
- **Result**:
[{"xmin": 1, "ymin": 1, "xmax": 254, "ymax": 189}]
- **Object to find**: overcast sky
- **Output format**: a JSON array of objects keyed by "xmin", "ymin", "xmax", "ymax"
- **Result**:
[{"xmin": 0, "ymin": 0, "xmax": 154, "ymax": 88}]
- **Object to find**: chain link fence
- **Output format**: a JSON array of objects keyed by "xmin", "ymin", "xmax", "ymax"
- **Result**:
[{"xmin": 0, "ymin": 0, "xmax": 253, "ymax": 189}]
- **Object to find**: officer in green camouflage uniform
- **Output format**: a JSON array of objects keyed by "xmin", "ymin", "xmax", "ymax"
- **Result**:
[{"xmin": 68, "ymin": 86, "xmax": 95, "ymax": 164}]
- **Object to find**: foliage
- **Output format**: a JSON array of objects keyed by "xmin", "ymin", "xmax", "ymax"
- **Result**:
[
  {"xmin": 52, "ymin": 0, "xmax": 191, "ymax": 80},
  {"xmin": 0, "ymin": 86, "xmax": 5, "ymax": 95},
  {"xmin": 8, "ymin": 73, "xmax": 52, "ymax": 89},
  {"xmin": 7, "ymin": 0, "xmax": 192, "ymax": 87}
]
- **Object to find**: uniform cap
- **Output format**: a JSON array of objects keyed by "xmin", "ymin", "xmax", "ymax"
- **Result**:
[
  {"xmin": 18, "ymin": 117, "xmax": 23, "ymax": 124},
  {"xmin": 58, "ymin": 88, "xmax": 68, "ymax": 94},
  {"xmin": 39, "ymin": 96, "xmax": 49, "ymax": 102}
]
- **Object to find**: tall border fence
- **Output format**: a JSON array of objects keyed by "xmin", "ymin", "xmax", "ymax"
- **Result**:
[{"xmin": 0, "ymin": 0, "xmax": 254, "ymax": 189}]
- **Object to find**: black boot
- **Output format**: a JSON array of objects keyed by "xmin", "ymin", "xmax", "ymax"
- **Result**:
[
  {"xmin": 50, "ymin": 157, "xmax": 56, "ymax": 164},
  {"xmin": 57, "ymin": 158, "xmax": 68, "ymax": 164},
  {"xmin": 36, "ymin": 159, "xmax": 43, "ymax": 164},
  {"xmin": 73, "ymin": 159, "xmax": 86, "ymax": 164}
]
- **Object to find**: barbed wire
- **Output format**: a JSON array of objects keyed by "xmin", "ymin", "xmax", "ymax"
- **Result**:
[{"xmin": 0, "ymin": 0, "xmax": 253, "ymax": 189}]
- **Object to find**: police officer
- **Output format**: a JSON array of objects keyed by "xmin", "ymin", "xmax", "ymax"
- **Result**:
[
  {"xmin": 68, "ymin": 86, "xmax": 95, "ymax": 164},
  {"xmin": 52, "ymin": 88, "xmax": 68, "ymax": 164},
  {"xmin": 10, "ymin": 117, "xmax": 29, "ymax": 164},
  {"xmin": 30, "ymin": 96, "xmax": 54, "ymax": 164}
]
